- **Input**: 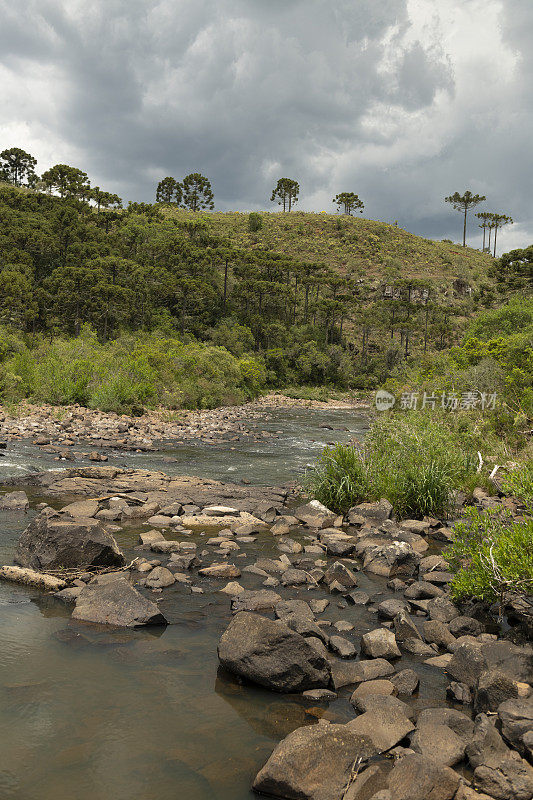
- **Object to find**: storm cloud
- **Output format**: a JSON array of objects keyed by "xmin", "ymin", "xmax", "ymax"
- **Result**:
[{"xmin": 1, "ymin": 0, "xmax": 531, "ymax": 253}]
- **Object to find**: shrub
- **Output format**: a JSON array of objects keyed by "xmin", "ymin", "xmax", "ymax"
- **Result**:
[
  {"xmin": 248, "ymin": 212, "xmax": 263, "ymax": 232},
  {"xmin": 0, "ymin": 328, "xmax": 258, "ymax": 412},
  {"xmin": 500, "ymin": 460, "xmax": 533, "ymax": 505},
  {"xmin": 446, "ymin": 507, "xmax": 533, "ymax": 612}
]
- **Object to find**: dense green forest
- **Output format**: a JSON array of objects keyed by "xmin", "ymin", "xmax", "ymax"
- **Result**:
[{"xmin": 0, "ymin": 180, "xmax": 531, "ymax": 424}]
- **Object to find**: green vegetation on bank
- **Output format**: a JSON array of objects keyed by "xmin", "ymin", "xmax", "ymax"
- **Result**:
[
  {"xmin": 0, "ymin": 176, "xmax": 530, "ymax": 425},
  {"xmin": 0, "ymin": 328, "xmax": 265, "ymax": 412},
  {"xmin": 447, "ymin": 507, "xmax": 533, "ymax": 610},
  {"xmin": 307, "ymin": 412, "xmax": 486, "ymax": 519}
]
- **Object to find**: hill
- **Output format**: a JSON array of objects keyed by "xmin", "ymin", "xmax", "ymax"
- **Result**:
[{"xmin": 163, "ymin": 208, "xmax": 494, "ymax": 296}]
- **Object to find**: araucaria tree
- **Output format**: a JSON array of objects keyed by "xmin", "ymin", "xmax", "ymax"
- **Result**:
[
  {"xmin": 445, "ymin": 190, "xmax": 486, "ymax": 247},
  {"xmin": 41, "ymin": 164, "xmax": 90, "ymax": 199},
  {"xmin": 156, "ymin": 177, "xmax": 182, "ymax": 205},
  {"xmin": 181, "ymin": 173, "xmax": 214, "ymax": 211},
  {"xmin": 271, "ymin": 178, "xmax": 299, "ymax": 212},
  {"xmin": 0, "ymin": 147, "xmax": 37, "ymax": 186},
  {"xmin": 333, "ymin": 192, "xmax": 364, "ymax": 215},
  {"xmin": 476, "ymin": 211, "xmax": 494, "ymax": 252},
  {"xmin": 490, "ymin": 213, "xmax": 513, "ymax": 258}
]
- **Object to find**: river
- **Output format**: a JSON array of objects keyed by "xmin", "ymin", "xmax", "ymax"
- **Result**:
[{"xmin": 0, "ymin": 407, "xmax": 448, "ymax": 800}]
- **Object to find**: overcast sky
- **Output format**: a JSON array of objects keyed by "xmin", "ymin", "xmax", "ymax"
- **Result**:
[{"xmin": 1, "ymin": 0, "xmax": 531, "ymax": 253}]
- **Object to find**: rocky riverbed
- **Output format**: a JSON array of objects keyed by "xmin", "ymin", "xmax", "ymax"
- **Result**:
[
  {"xmin": 1, "ymin": 460, "xmax": 531, "ymax": 800},
  {"xmin": 0, "ymin": 394, "xmax": 369, "ymax": 458}
]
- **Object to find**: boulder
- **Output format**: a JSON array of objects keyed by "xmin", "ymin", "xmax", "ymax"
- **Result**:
[
  {"xmin": 475, "ymin": 669, "xmax": 519, "ymax": 713},
  {"xmin": 378, "ymin": 598, "xmax": 408, "ymax": 619},
  {"xmin": 0, "ymin": 490, "xmax": 29, "ymax": 510},
  {"xmin": 284, "ymin": 615, "xmax": 328, "ymax": 644},
  {"xmin": 400, "ymin": 638, "xmax": 436, "ymax": 657},
  {"xmin": 498, "ymin": 698, "xmax": 533, "ymax": 756},
  {"xmin": 474, "ymin": 755, "xmax": 533, "ymax": 800},
  {"xmin": 72, "ymin": 574, "xmax": 167, "ymax": 627},
  {"xmin": 410, "ymin": 723, "xmax": 466, "ymax": 767},
  {"xmin": 319, "ymin": 532, "xmax": 356, "ymax": 557},
  {"xmin": 423, "ymin": 620, "xmax": 456, "ymax": 650},
  {"xmin": 323, "ymin": 561, "xmax": 358, "ymax": 589},
  {"xmin": 449, "ymin": 616, "xmax": 484, "ymax": 637},
  {"xmin": 447, "ymin": 641, "xmax": 488, "ymax": 687},
  {"xmin": 393, "ymin": 611, "xmax": 421, "ymax": 642},
  {"xmin": 347, "ymin": 708, "xmax": 414, "ymax": 752},
  {"xmin": 404, "ymin": 581, "xmax": 443, "ymax": 600},
  {"xmin": 231, "ymin": 590, "xmax": 282, "ymax": 613},
  {"xmin": 361, "ymin": 628, "xmax": 401, "ymax": 659},
  {"xmin": 363, "ymin": 542, "xmax": 420, "ymax": 578},
  {"xmin": 217, "ymin": 612, "xmax": 331, "ymax": 692},
  {"xmin": 415, "ymin": 707, "xmax": 474, "ymax": 741},
  {"xmin": 331, "ymin": 658, "xmax": 394, "ymax": 689},
  {"xmin": 138, "ymin": 529, "xmax": 165, "ymax": 546},
  {"xmin": 15, "ymin": 513, "xmax": 124, "ymax": 570},
  {"xmin": 350, "ymin": 499, "xmax": 392, "ymax": 522},
  {"xmin": 276, "ymin": 599, "xmax": 315, "ymax": 621},
  {"xmin": 391, "ymin": 669, "xmax": 419, "ymax": 696},
  {"xmin": 352, "ymin": 693, "xmax": 415, "ymax": 721},
  {"xmin": 252, "ymin": 721, "xmax": 378, "ymax": 800},
  {"xmin": 466, "ymin": 713, "xmax": 511, "ymax": 769},
  {"xmin": 280, "ymin": 568, "xmax": 310, "ymax": 586},
  {"xmin": 293, "ymin": 500, "xmax": 337, "ymax": 529},
  {"xmin": 329, "ymin": 635, "xmax": 357, "ymax": 659},
  {"xmin": 426, "ymin": 596, "xmax": 459, "ymax": 623},
  {"xmin": 143, "ymin": 566, "xmax": 175, "ymax": 588},
  {"xmin": 387, "ymin": 753, "xmax": 461, "ymax": 800},
  {"xmin": 481, "ymin": 640, "xmax": 533, "ymax": 684},
  {"xmin": 60, "ymin": 498, "xmax": 99, "ymax": 518}
]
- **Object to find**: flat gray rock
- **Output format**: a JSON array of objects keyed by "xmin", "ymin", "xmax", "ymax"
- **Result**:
[{"xmin": 72, "ymin": 575, "xmax": 168, "ymax": 627}]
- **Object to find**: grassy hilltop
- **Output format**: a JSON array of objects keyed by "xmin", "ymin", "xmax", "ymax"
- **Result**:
[{"xmin": 163, "ymin": 207, "xmax": 494, "ymax": 292}]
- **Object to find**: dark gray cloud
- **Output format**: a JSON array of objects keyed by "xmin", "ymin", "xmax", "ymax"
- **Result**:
[{"xmin": 0, "ymin": 0, "xmax": 531, "ymax": 253}]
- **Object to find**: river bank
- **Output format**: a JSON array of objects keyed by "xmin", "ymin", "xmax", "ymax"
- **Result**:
[{"xmin": 1, "ymin": 441, "xmax": 531, "ymax": 799}]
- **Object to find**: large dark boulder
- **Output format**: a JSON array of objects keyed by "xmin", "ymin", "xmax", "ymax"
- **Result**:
[
  {"xmin": 498, "ymin": 698, "xmax": 533, "ymax": 756},
  {"xmin": 387, "ymin": 753, "xmax": 461, "ymax": 800},
  {"xmin": 15, "ymin": 512, "xmax": 124, "ymax": 570},
  {"xmin": 72, "ymin": 574, "xmax": 167, "ymax": 627},
  {"xmin": 252, "ymin": 721, "xmax": 378, "ymax": 800},
  {"xmin": 217, "ymin": 611, "xmax": 331, "ymax": 692},
  {"xmin": 474, "ymin": 755, "xmax": 533, "ymax": 800}
]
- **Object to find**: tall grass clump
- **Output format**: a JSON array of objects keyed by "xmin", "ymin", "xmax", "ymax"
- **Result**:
[
  {"xmin": 306, "ymin": 443, "xmax": 370, "ymax": 512},
  {"xmin": 307, "ymin": 412, "xmax": 480, "ymax": 518}
]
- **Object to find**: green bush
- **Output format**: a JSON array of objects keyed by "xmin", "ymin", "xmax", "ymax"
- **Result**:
[
  {"xmin": 248, "ymin": 212, "xmax": 263, "ymax": 232},
  {"xmin": 500, "ymin": 460, "xmax": 533, "ymax": 505},
  {"xmin": 446, "ymin": 507, "xmax": 533, "ymax": 610}
]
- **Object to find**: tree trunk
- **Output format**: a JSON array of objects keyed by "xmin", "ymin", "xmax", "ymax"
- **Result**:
[
  {"xmin": 463, "ymin": 206, "xmax": 467, "ymax": 247},
  {"xmin": 223, "ymin": 258, "xmax": 229, "ymax": 312},
  {"xmin": 482, "ymin": 225, "xmax": 486, "ymax": 251},
  {"xmin": 493, "ymin": 225, "xmax": 498, "ymax": 258}
]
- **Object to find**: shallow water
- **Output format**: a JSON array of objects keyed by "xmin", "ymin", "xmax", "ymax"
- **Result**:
[
  {"xmin": 0, "ymin": 407, "xmax": 451, "ymax": 799},
  {"xmin": 0, "ymin": 407, "xmax": 369, "ymax": 486}
]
